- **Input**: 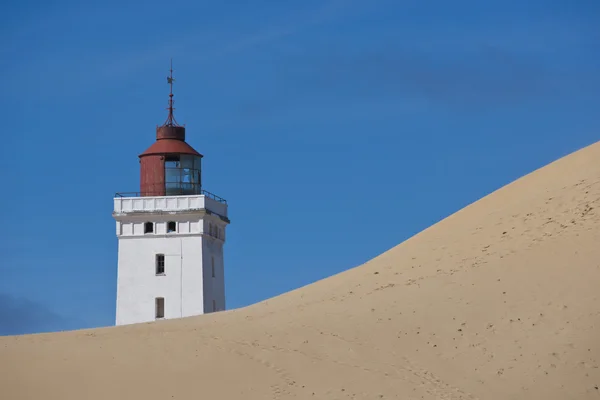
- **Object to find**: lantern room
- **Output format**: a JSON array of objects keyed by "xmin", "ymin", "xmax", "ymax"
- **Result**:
[{"xmin": 138, "ymin": 125, "xmax": 203, "ymax": 197}]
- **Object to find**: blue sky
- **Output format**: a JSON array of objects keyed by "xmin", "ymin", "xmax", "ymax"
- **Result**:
[{"xmin": 0, "ymin": 0, "xmax": 598, "ymax": 336}]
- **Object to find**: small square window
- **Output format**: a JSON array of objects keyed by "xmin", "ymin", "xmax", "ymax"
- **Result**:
[
  {"xmin": 144, "ymin": 222, "xmax": 154, "ymax": 234},
  {"xmin": 167, "ymin": 221, "xmax": 176, "ymax": 233},
  {"xmin": 156, "ymin": 254, "xmax": 165, "ymax": 275},
  {"xmin": 156, "ymin": 297, "xmax": 165, "ymax": 319}
]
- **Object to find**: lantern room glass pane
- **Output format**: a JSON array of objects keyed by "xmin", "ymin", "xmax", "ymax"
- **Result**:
[
  {"xmin": 180, "ymin": 155, "xmax": 195, "ymax": 169},
  {"xmin": 182, "ymin": 169, "xmax": 191, "ymax": 183},
  {"xmin": 165, "ymin": 168, "xmax": 180, "ymax": 183},
  {"xmin": 165, "ymin": 154, "xmax": 180, "ymax": 168},
  {"xmin": 165, "ymin": 182, "xmax": 179, "ymax": 195},
  {"xmin": 164, "ymin": 155, "xmax": 201, "ymax": 195}
]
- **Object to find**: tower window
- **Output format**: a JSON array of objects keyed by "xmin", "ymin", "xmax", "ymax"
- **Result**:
[
  {"xmin": 167, "ymin": 221, "xmax": 176, "ymax": 233},
  {"xmin": 144, "ymin": 222, "xmax": 154, "ymax": 234},
  {"xmin": 155, "ymin": 297, "xmax": 165, "ymax": 319},
  {"xmin": 211, "ymin": 256, "xmax": 215, "ymax": 278},
  {"xmin": 156, "ymin": 254, "xmax": 165, "ymax": 275},
  {"xmin": 213, "ymin": 300, "xmax": 216, "ymax": 312}
]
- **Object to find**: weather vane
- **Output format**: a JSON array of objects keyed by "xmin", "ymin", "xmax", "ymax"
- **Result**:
[
  {"xmin": 167, "ymin": 59, "xmax": 175, "ymax": 94},
  {"xmin": 163, "ymin": 58, "xmax": 180, "ymax": 127}
]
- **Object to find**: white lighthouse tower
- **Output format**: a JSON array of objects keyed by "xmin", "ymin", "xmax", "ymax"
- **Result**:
[{"xmin": 112, "ymin": 64, "xmax": 230, "ymax": 326}]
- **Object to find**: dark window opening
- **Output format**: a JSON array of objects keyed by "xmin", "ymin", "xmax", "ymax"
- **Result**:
[
  {"xmin": 156, "ymin": 297, "xmax": 165, "ymax": 319},
  {"xmin": 156, "ymin": 254, "xmax": 165, "ymax": 275},
  {"xmin": 211, "ymin": 256, "xmax": 215, "ymax": 278},
  {"xmin": 167, "ymin": 221, "xmax": 176, "ymax": 233},
  {"xmin": 212, "ymin": 300, "xmax": 217, "ymax": 312},
  {"xmin": 144, "ymin": 222, "xmax": 154, "ymax": 234}
]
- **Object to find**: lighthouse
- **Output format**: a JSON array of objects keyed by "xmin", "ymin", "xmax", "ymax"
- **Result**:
[{"xmin": 112, "ymin": 64, "xmax": 230, "ymax": 326}]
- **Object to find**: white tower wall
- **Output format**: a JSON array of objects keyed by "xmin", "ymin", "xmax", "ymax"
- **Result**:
[{"xmin": 113, "ymin": 194, "xmax": 229, "ymax": 326}]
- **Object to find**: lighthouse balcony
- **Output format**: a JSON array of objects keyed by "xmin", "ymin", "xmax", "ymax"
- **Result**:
[{"xmin": 113, "ymin": 190, "xmax": 228, "ymax": 221}]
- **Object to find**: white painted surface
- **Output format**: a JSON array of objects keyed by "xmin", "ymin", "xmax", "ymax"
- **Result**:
[
  {"xmin": 113, "ymin": 194, "xmax": 229, "ymax": 326},
  {"xmin": 114, "ymin": 194, "xmax": 227, "ymax": 218}
]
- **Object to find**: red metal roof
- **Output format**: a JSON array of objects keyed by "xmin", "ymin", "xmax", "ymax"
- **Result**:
[{"xmin": 139, "ymin": 139, "xmax": 203, "ymax": 157}]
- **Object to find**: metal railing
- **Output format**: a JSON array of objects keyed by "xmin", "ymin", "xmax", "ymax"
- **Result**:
[{"xmin": 114, "ymin": 188, "xmax": 227, "ymax": 204}]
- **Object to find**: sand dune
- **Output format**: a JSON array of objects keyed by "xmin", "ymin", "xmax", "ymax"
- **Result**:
[{"xmin": 2, "ymin": 141, "xmax": 600, "ymax": 399}]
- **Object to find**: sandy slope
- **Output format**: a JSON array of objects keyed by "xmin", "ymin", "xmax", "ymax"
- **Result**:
[{"xmin": 2, "ymin": 141, "xmax": 600, "ymax": 400}]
